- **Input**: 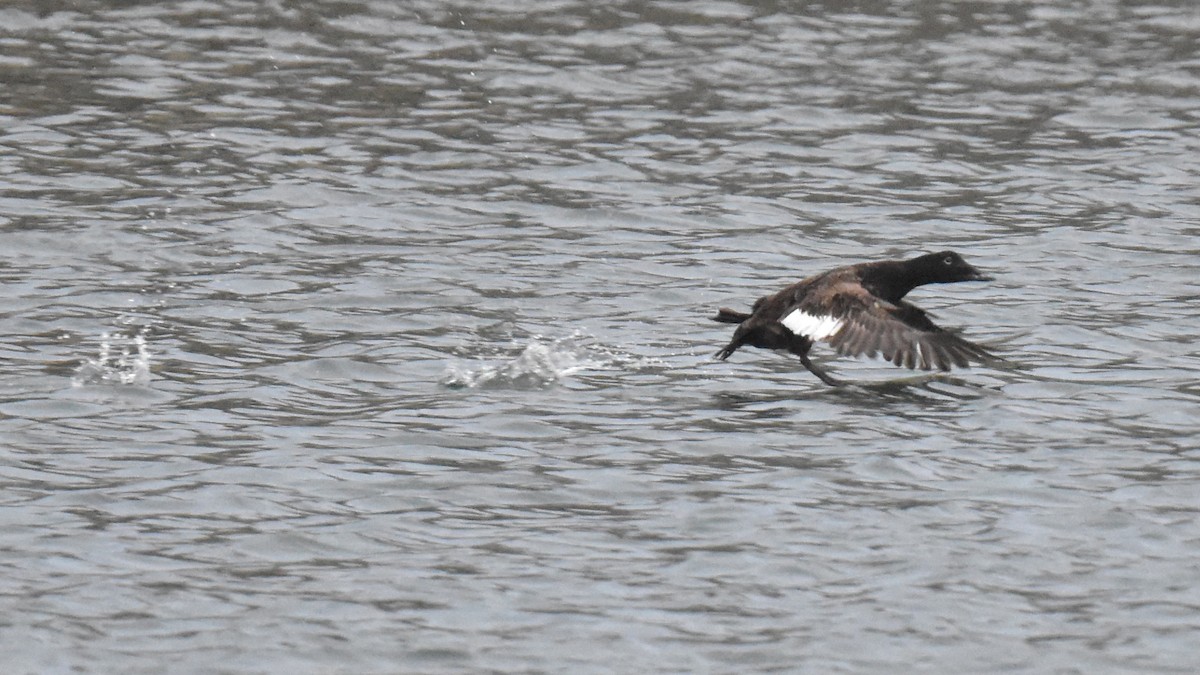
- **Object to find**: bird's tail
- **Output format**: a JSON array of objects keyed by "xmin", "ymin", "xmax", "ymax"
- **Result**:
[{"xmin": 712, "ymin": 307, "xmax": 751, "ymax": 324}]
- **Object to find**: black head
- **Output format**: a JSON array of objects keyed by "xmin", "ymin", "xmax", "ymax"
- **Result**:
[{"xmin": 908, "ymin": 251, "xmax": 992, "ymax": 284}]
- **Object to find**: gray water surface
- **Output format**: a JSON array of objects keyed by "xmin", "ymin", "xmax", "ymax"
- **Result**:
[{"xmin": 4, "ymin": 1, "xmax": 1200, "ymax": 673}]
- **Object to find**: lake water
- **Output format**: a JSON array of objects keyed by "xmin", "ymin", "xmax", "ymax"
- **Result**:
[{"xmin": 4, "ymin": 1, "xmax": 1200, "ymax": 673}]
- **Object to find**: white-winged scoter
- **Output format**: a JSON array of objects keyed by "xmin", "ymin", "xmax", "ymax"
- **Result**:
[{"xmin": 713, "ymin": 251, "xmax": 996, "ymax": 386}]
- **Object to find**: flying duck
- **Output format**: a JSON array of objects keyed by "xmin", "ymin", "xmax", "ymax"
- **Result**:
[{"xmin": 713, "ymin": 251, "xmax": 997, "ymax": 385}]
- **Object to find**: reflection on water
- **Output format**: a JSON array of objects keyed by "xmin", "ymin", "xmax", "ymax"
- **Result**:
[{"xmin": 3, "ymin": 0, "xmax": 1200, "ymax": 672}]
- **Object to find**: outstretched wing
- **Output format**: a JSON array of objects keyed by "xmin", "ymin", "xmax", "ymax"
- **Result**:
[{"xmin": 780, "ymin": 283, "xmax": 994, "ymax": 371}]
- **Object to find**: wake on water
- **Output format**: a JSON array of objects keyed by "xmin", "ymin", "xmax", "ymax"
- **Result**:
[{"xmin": 441, "ymin": 332, "xmax": 647, "ymax": 389}]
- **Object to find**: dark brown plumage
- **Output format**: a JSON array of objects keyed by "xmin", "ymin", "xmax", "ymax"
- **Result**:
[{"xmin": 713, "ymin": 251, "xmax": 997, "ymax": 386}]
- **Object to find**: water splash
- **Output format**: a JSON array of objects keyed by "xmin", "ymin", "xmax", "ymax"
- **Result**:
[
  {"xmin": 73, "ymin": 327, "xmax": 153, "ymax": 387},
  {"xmin": 442, "ymin": 333, "xmax": 621, "ymax": 388}
]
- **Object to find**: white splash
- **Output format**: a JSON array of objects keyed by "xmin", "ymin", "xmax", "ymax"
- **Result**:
[
  {"xmin": 781, "ymin": 309, "xmax": 844, "ymax": 340},
  {"xmin": 442, "ymin": 333, "xmax": 620, "ymax": 388},
  {"xmin": 73, "ymin": 327, "xmax": 153, "ymax": 387}
]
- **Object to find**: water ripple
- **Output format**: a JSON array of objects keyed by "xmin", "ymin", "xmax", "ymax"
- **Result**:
[{"xmin": 3, "ymin": 1, "xmax": 1200, "ymax": 672}]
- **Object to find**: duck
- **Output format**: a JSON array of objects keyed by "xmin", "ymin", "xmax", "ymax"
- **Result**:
[{"xmin": 713, "ymin": 251, "xmax": 996, "ymax": 386}]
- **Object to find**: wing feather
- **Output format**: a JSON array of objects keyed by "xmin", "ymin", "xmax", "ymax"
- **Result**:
[
  {"xmin": 817, "ymin": 295, "xmax": 994, "ymax": 372},
  {"xmin": 776, "ymin": 280, "xmax": 995, "ymax": 372}
]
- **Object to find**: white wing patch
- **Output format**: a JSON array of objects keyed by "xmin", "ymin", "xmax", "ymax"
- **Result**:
[{"xmin": 781, "ymin": 309, "xmax": 844, "ymax": 341}]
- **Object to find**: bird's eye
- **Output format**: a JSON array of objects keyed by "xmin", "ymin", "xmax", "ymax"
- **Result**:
[{"xmin": 943, "ymin": 255, "xmax": 954, "ymax": 265}]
